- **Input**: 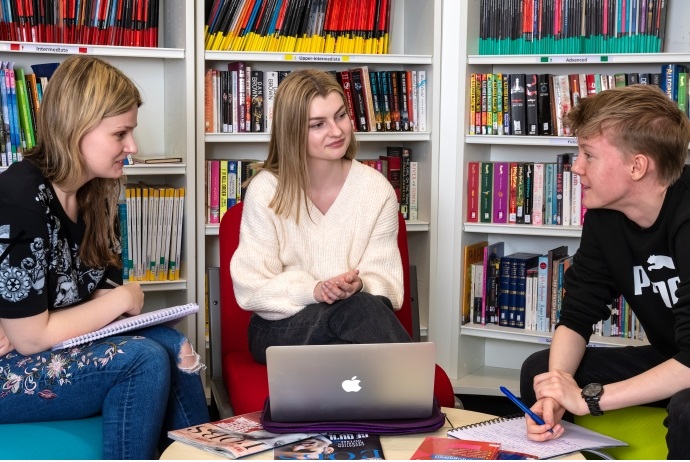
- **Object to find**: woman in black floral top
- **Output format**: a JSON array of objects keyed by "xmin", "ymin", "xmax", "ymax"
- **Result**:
[{"xmin": 0, "ymin": 56, "xmax": 208, "ymax": 459}]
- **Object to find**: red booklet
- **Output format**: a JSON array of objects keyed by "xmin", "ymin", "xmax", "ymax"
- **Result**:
[{"xmin": 411, "ymin": 437, "xmax": 501, "ymax": 460}]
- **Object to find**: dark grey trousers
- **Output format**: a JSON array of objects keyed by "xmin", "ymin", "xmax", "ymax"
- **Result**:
[
  {"xmin": 520, "ymin": 345, "xmax": 689, "ymax": 459},
  {"xmin": 248, "ymin": 292, "xmax": 412, "ymax": 364}
]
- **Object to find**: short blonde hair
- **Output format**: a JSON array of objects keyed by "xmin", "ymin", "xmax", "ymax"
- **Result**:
[{"xmin": 564, "ymin": 84, "xmax": 690, "ymax": 185}]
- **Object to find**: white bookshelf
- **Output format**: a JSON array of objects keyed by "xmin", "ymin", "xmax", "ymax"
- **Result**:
[
  {"xmin": 194, "ymin": 0, "xmax": 443, "ymax": 363},
  {"xmin": 434, "ymin": 0, "xmax": 688, "ymax": 396},
  {"xmin": 0, "ymin": 2, "xmax": 198, "ymax": 347}
]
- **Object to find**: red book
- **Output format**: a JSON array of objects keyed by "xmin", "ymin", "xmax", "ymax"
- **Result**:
[
  {"xmin": 336, "ymin": 70, "xmax": 357, "ymax": 131},
  {"xmin": 411, "ymin": 437, "xmax": 501, "ymax": 460},
  {"xmin": 467, "ymin": 161, "xmax": 480, "ymax": 222},
  {"xmin": 209, "ymin": 160, "xmax": 221, "ymax": 224},
  {"xmin": 586, "ymin": 74, "xmax": 597, "ymax": 96},
  {"xmin": 380, "ymin": 154, "xmax": 401, "ymax": 203}
]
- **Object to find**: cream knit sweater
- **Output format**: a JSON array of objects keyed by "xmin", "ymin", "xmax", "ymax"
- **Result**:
[{"xmin": 230, "ymin": 160, "xmax": 404, "ymax": 320}]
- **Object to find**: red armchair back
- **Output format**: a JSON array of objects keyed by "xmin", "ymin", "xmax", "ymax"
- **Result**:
[{"xmin": 218, "ymin": 202, "xmax": 455, "ymax": 415}]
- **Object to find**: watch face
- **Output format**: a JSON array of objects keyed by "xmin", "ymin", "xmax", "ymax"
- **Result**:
[{"xmin": 583, "ymin": 383, "xmax": 603, "ymax": 398}]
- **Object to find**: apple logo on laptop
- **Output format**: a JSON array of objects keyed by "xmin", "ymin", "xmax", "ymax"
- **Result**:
[{"xmin": 341, "ymin": 376, "xmax": 361, "ymax": 392}]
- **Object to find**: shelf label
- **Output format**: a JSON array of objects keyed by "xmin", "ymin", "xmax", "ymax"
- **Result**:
[
  {"xmin": 548, "ymin": 137, "xmax": 579, "ymax": 146},
  {"xmin": 284, "ymin": 54, "xmax": 349, "ymax": 63},
  {"xmin": 539, "ymin": 55, "xmax": 606, "ymax": 64},
  {"xmin": 8, "ymin": 43, "xmax": 88, "ymax": 54}
]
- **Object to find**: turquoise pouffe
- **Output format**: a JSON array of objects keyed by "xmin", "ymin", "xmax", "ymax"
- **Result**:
[
  {"xmin": 574, "ymin": 406, "xmax": 667, "ymax": 460},
  {"xmin": 0, "ymin": 416, "xmax": 103, "ymax": 459}
]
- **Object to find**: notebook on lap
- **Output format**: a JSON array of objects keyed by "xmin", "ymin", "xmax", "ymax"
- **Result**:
[{"xmin": 266, "ymin": 342, "xmax": 436, "ymax": 422}]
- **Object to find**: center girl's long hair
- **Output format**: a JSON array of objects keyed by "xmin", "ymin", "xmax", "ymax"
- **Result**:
[
  {"xmin": 23, "ymin": 56, "xmax": 142, "ymax": 268},
  {"xmin": 258, "ymin": 69, "xmax": 358, "ymax": 223}
]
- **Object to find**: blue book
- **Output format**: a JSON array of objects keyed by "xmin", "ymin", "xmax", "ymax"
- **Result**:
[
  {"xmin": 503, "ymin": 252, "xmax": 540, "ymax": 329},
  {"xmin": 118, "ymin": 201, "xmax": 129, "ymax": 280},
  {"xmin": 544, "ymin": 163, "xmax": 555, "ymax": 225},
  {"xmin": 227, "ymin": 160, "xmax": 238, "ymax": 209}
]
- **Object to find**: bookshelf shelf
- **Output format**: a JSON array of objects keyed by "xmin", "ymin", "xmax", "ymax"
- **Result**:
[
  {"xmin": 126, "ymin": 280, "xmax": 188, "ymax": 292},
  {"xmin": 466, "ymin": 135, "xmax": 578, "ymax": 146},
  {"xmin": 124, "ymin": 164, "xmax": 187, "ymax": 176},
  {"xmin": 454, "ymin": 366, "xmax": 521, "ymax": 396},
  {"xmin": 461, "ymin": 324, "xmax": 648, "ymax": 348},
  {"xmin": 0, "ymin": 42, "xmax": 185, "ymax": 59},
  {"xmin": 463, "ymin": 223, "xmax": 583, "ymax": 238},
  {"xmin": 205, "ymin": 132, "xmax": 432, "ymax": 143},
  {"xmin": 205, "ymin": 51, "xmax": 432, "ymax": 65},
  {"xmin": 205, "ymin": 220, "xmax": 430, "ymax": 236},
  {"xmin": 468, "ymin": 53, "xmax": 690, "ymax": 65}
]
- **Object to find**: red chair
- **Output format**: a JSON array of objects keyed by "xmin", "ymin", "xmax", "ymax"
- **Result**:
[{"xmin": 212, "ymin": 202, "xmax": 456, "ymax": 417}]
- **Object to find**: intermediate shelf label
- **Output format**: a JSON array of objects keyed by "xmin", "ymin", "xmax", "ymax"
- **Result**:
[{"xmin": 7, "ymin": 43, "xmax": 88, "ymax": 54}]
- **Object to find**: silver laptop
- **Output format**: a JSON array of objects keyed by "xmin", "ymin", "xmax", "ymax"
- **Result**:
[{"xmin": 266, "ymin": 342, "xmax": 436, "ymax": 422}]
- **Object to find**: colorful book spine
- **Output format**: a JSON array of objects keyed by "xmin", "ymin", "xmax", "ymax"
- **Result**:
[
  {"xmin": 467, "ymin": 161, "xmax": 480, "ymax": 222},
  {"xmin": 532, "ymin": 163, "xmax": 545, "ymax": 226},
  {"xmin": 417, "ymin": 70, "xmax": 427, "ymax": 132},
  {"xmin": 492, "ymin": 162, "xmax": 509, "ymax": 224},
  {"xmin": 479, "ymin": 162, "xmax": 493, "ymax": 223},
  {"xmin": 209, "ymin": 159, "xmax": 220, "ymax": 224},
  {"xmin": 409, "ymin": 160, "xmax": 418, "ymax": 220},
  {"xmin": 219, "ymin": 159, "xmax": 228, "ymax": 221},
  {"xmin": 508, "ymin": 162, "xmax": 518, "ymax": 224}
]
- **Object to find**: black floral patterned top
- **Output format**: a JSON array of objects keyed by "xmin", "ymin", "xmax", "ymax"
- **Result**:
[{"xmin": 0, "ymin": 160, "xmax": 121, "ymax": 318}]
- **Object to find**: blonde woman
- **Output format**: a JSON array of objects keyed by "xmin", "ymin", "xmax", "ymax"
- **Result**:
[
  {"xmin": 231, "ymin": 69, "xmax": 411, "ymax": 364},
  {"xmin": 0, "ymin": 56, "xmax": 208, "ymax": 459}
]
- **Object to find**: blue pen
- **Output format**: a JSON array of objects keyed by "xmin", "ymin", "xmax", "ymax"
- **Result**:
[{"xmin": 499, "ymin": 386, "xmax": 555, "ymax": 434}]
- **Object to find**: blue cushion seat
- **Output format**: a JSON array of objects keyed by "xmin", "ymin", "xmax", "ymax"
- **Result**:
[{"xmin": 0, "ymin": 416, "xmax": 103, "ymax": 460}]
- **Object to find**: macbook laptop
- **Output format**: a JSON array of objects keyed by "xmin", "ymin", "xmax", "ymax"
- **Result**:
[{"xmin": 266, "ymin": 342, "xmax": 436, "ymax": 422}]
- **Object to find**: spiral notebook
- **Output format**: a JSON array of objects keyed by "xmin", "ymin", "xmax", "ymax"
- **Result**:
[
  {"xmin": 51, "ymin": 303, "xmax": 199, "ymax": 350},
  {"xmin": 447, "ymin": 414, "xmax": 627, "ymax": 459}
]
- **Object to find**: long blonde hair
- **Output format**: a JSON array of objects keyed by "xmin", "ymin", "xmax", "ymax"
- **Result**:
[
  {"xmin": 256, "ymin": 69, "xmax": 358, "ymax": 222},
  {"xmin": 23, "ymin": 56, "xmax": 142, "ymax": 268}
]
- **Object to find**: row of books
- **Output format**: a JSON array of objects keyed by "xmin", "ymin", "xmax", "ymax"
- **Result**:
[
  {"xmin": 478, "ymin": 0, "xmax": 669, "ymax": 55},
  {"xmin": 0, "ymin": 62, "xmax": 58, "ymax": 167},
  {"xmin": 0, "ymin": 0, "xmax": 160, "ymax": 47},
  {"xmin": 206, "ymin": 159, "xmax": 262, "ymax": 225},
  {"xmin": 119, "ymin": 184, "xmax": 185, "ymax": 282},
  {"xmin": 362, "ymin": 146, "xmax": 418, "ymax": 220},
  {"xmin": 204, "ymin": 0, "xmax": 392, "ymax": 54},
  {"xmin": 463, "ymin": 241, "xmax": 647, "ymax": 340},
  {"xmin": 205, "ymin": 63, "xmax": 427, "ymax": 134},
  {"xmin": 470, "ymin": 66, "xmax": 688, "ymax": 137},
  {"xmin": 467, "ymin": 155, "xmax": 585, "ymax": 227},
  {"xmin": 205, "ymin": 149, "xmax": 418, "ymax": 226}
]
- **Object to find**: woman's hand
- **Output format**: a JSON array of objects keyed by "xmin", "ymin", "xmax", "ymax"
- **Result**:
[
  {"xmin": 0, "ymin": 321, "xmax": 15, "ymax": 356},
  {"xmin": 117, "ymin": 282, "xmax": 145, "ymax": 316},
  {"xmin": 314, "ymin": 270, "xmax": 363, "ymax": 304}
]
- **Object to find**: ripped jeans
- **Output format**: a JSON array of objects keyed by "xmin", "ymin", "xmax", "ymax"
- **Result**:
[{"xmin": 0, "ymin": 325, "xmax": 209, "ymax": 459}]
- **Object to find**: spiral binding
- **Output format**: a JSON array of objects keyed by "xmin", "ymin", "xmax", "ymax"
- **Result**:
[{"xmin": 450, "ymin": 413, "xmax": 523, "ymax": 431}]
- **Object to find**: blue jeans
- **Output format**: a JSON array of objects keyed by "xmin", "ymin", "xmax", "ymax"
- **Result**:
[
  {"xmin": 248, "ymin": 292, "xmax": 412, "ymax": 364},
  {"xmin": 0, "ymin": 325, "xmax": 209, "ymax": 459},
  {"xmin": 520, "ymin": 345, "xmax": 689, "ymax": 459}
]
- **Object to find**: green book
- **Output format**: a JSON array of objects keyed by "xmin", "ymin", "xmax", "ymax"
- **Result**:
[{"xmin": 13, "ymin": 68, "xmax": 35, "ymax": 149}]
